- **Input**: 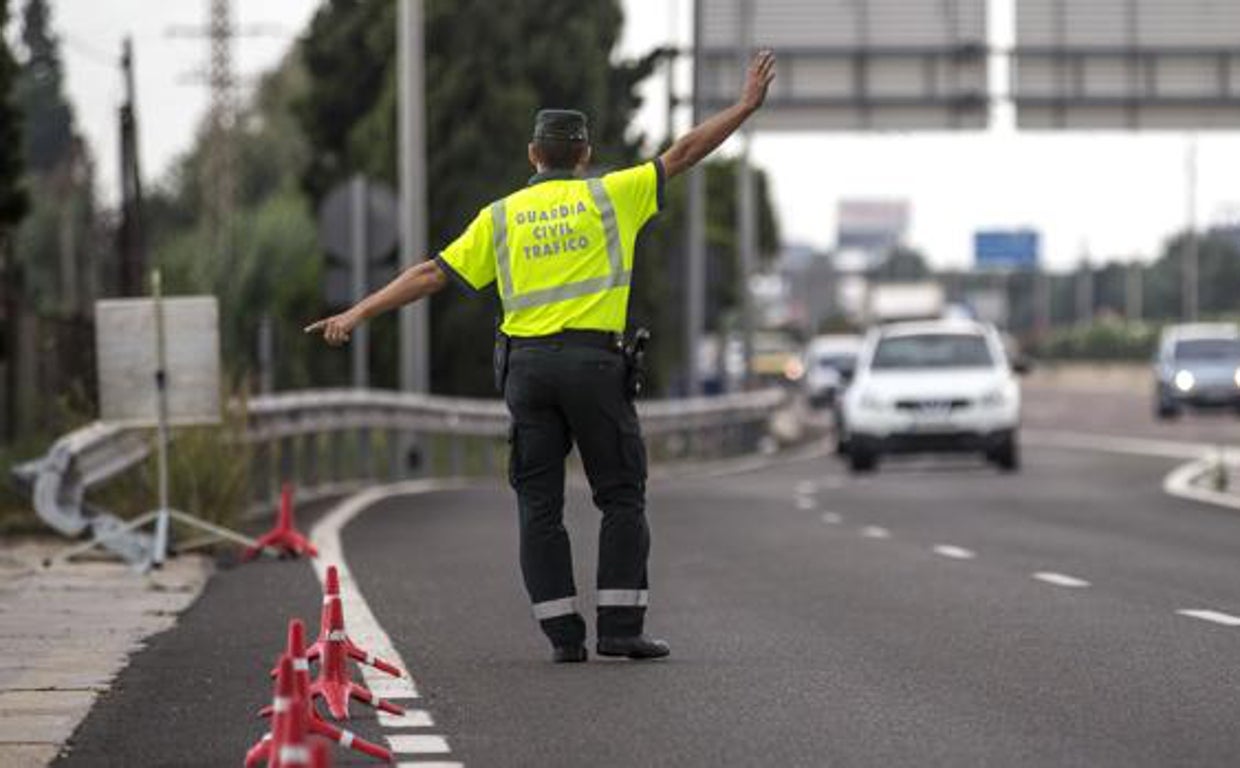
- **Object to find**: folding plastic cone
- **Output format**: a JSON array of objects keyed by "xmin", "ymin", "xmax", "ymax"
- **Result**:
[
  {"xmin": 309, "ymin": 598, "xmax": 406, "ymax": 721},
  {"xmin": 302, "ymin": 566, "xmax": 404, "ymax": 679},
  {"xmin": 256, "ymin": 619, "xmax": 393, "ymax": 764},
  {"xmin": 243, "ymin": 484, "xmax": 319, "ymax": 561}
]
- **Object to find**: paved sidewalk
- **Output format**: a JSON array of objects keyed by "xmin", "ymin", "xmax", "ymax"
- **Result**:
[{"xmin": 0, "ymin": 539, "xmax": 211, "ymax": 767}]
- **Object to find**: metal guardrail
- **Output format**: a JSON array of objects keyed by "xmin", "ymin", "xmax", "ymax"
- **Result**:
[{"xmin": 10, "ymin": 388, "xmax": 787, "ymax": 563}]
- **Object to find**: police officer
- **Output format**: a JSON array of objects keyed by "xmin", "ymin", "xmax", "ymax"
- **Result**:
[{"xmin": 307, "ymin": 50, "xmax": 777, "ymax": 663}]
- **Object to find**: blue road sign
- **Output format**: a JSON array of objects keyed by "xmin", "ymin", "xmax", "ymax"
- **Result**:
[{"xmin": 974, "ymin": 230, "xmax": 1039, "ymax": 271}]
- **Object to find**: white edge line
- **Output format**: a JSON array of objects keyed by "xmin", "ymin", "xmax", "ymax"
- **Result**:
[
  {"xmin": 308, "ymin": 479, "xmax": 473, "ymax": 760},
  {"xmin": 932, "ymin": 544, "xmax": 976, "ymax": 560},
  {"xmin": 1177, "ymin": 609, "xmax": 1240, "ymax": 627},
  {"xmin": 1032, "ymin": 571, "xmax": 1090, "ymax": 588},
  {"xmin": 1163, "ymin": 458, "xmax": 1240, "ymax": 511}
]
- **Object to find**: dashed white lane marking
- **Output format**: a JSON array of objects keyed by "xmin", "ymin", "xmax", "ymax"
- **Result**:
[
  {"xmin": 795, "ymin": 496, "xmax": 817, "ymax": 510},
  {"xmin": 388, "ymin": 734, "xmax": 452, "ymax": 754},
  {"xmin": 932, "ymin": 545, "xmax": 976, "ymax": 560},
  {"xmin": 1032, "ymin": 571, "xmax": 1091, "ymax": 588},
  {"xmin": 310, "ymin": 479, "xmax": 472, "ymax": 765},
  {"xmin": 796, "ymin": 480, "xmax": 817, "ymax": 496},
  {"xmin": 1177, "ymin": 609, "xmax": 1240, "ymax": 627},
  {"xmin": 820, "ymin": 512, "xmax": 843, "ymax": 525},
  {"xmin": 860, "ymin": 525, "xmax": 891, "ymax": 539},
  {"xmin": 379, "ymin": 710, "xmax": 435, "ymax": 728}
]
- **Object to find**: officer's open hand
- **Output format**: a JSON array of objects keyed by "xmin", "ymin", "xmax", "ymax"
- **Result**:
[
  {"xmin": 739, "ymin": 49, "xmax": 776, "ymax": 112},
  {"xmin": 304, "ymin": 309, "xmax": 361, "ymax": 346}
]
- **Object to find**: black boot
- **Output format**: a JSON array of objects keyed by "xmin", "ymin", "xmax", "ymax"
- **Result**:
[
  {"xmin": 596, "ymin": 635, "xmax": 670, "ymax": 660},
  {"xmin": 552, "ymin": 644, "xmax": 588, "ymax": 663}
]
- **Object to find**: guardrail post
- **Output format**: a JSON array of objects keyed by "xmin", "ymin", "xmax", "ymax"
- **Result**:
[
  {"xmin": 329, "ymin": 429, "xmax": 345, "ymax": 486},
  {"xmin": 356, "ymin": 427, "xmax": 372, "ymax": 481}
]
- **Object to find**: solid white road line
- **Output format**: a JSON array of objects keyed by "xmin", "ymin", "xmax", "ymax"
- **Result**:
[
  {"xmin": 795, "ymin": 496, "xmax": 817, "ymax": 510},
  {"xmin": 309, "ymin": 479, "xmax": 473, "ymax": 763},
  {"xmin": 860, "ymin": 525, "xmax": 891, "ymax": 539},
  {"xmin": 820, "ymin": 512, "xmax": 843, "ymax": 525},
  {"xmin": 388, "ymin": 734, "xmax": 452, "ymax": 754},
  {"xmin": 1177, "ymin": 609, "xmax": 1240, "ymax": 627},
  {"xmin": 932, "ymin": 545, "xmax": 976, "ymax": 560},
  {"xmin": 1032, "ymin": 571, "xmax": 1091, "ymax": 588}
]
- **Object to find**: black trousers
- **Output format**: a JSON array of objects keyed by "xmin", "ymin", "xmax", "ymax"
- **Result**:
[{"xmin": 504, "ymin": 341, "xmax": 650, "ymax": 646}]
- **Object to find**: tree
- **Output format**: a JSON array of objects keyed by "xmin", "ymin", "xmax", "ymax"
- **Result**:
[
  {"xmin": 16, "ymin": 0, "xmax": 71, "ymax": 174},
  {"xmin": 0, "ymin": 0, "xmax": 29, "ymax": 442}
]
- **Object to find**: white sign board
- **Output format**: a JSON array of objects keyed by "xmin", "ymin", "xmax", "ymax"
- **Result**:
[
  {"xmin": 699, "ymin": 0, "xmax": 988, "ymax": 131},
  {"xmin": 1016, "ymin": 0, "xmax": 1240, "ymax": 129},
  {"xmin": 95, "ymin": 297, "xmax": 221, "ymax": 425}
]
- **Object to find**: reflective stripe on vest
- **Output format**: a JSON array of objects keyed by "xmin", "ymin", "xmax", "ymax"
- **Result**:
[{"xmin": 491, "ymin": 178, "xmax": 630, "ymax": 313}]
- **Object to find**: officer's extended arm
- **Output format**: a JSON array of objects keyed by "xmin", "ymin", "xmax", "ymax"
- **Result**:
[
  {"xmin": 659, "ymin": 49, "xmax": 776, "ymax": 180},
  {"xmin": 305, "ymin": 260, "xmax": 448, "ymax": 346}
]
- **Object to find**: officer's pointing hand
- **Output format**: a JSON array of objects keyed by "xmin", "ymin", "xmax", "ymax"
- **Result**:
[
  {"xmin": 304, "ymin": 310, "xmax": 360, "ymax": 347},
  {"xmin": 740, "ymin": 49, "xmax": 776, "ymax": 112}
]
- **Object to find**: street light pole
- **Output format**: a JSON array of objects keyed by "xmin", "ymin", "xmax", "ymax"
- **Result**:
[{"xmin": 399, "ymin": 0, "xmax": 429, "ymax": 394}]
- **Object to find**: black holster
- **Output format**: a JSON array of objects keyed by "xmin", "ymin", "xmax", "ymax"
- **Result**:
[
  {"xmin": 623, "ymin": 328, "xmax": 651, "ymax": 400},
  {"xmin": 494, "ymin": 330, "xmax": 511, "ymax": 393}
]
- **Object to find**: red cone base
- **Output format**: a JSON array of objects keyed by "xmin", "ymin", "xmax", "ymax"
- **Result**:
[
  {"xmin": 244, "ymin": 484, "xmax": 318, "ymax": 561},
  {"xmin": 301, "ymin": 566, "xmax": 404, "ymax": 679},
  {"xmin": 310, "ymin": 598, "xmax": 406, "ymax": 721},
  {"xmin": 249, "ymin": 621, "xmax": 392, "ymax": 766}
]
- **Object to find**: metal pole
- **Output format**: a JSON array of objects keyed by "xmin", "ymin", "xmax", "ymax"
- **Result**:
[
  {"xmin": 151, "ymin": 269, "xmax": 170, "ymax": 567},
  {"xmin": 736, "ymin": 0, "xmax": 756, "ymax": 390},
  {"xmin": 350, "ymin": 177, "xmax": 369, "ymax": 388},
  {"xmin": 1184, "ymin": 135, "xmax": 1199, "ymax": 321},
  {"xmin": 685, "ymin": 0, "xmax": 705, "ymax": 396},
  {"xmin": 399, "ymin": 0, "xmax": 429, "ymax": 394}
]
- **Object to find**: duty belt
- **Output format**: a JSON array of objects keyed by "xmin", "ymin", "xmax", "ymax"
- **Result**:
[{"xmin": 508, "ymin": 329, "xmax": 622, "ymax": 351}]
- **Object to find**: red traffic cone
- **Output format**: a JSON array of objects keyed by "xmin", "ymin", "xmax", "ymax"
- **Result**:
[
  {"xmin": 309, "ymin": 598, "xmax": 406, "ymax": 721},
  {"xmin": 257, "ymin": 620, "xmax": 393, "ymax": 764},
  {"xmin": 244, "ymin": 484, "xmax": 318, "ymax": 561},
  {"xmin": 244, "ymin": 655, "xmax": 318, "ymax": 767},
  {"xmin": 302, "ymin": 566, "xmax": 404, "ymax": 679}
]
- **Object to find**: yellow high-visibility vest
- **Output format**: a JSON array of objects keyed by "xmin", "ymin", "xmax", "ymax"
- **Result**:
[{"xmin": 436, "ymin": 161, "xmax": 664, "ymax": 337}]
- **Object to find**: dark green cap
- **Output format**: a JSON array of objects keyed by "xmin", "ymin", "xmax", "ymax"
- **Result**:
[{"xmin": 533, "ymin": 109, "xmax": 588, "ymax": 142}]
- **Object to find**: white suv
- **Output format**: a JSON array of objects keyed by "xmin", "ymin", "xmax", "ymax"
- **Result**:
[{"xmin": 839, "ymin": 320, "xmax": 1022, "ymax": 473}]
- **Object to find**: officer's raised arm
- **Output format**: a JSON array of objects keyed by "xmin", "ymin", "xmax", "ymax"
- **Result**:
[
  {"xmin": 658, "ymin": 49, "xmax": 776, "ymax": 180},
  {"xmin": 304, "ymin": 259, "xmax": 448, "ymax": 346}
]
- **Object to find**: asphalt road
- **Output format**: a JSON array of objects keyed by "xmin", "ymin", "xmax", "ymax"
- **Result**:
[{"xmin": 56, "ymin": 390, "xmax": 1240, "ymax": 767}]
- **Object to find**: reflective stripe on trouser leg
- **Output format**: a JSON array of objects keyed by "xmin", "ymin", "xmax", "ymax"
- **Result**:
[
  {"xmin": 531, "ymin": 595, "xmax": 579, "ymax": 621},
  {"xmin": 597, "ymin": 589, "xmax": 649, "ymax": 608}
]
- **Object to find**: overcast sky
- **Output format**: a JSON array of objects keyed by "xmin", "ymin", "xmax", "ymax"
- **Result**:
[{"xmin": 53, "ymin": 0, "xmax": 1240, "ymax": 272}]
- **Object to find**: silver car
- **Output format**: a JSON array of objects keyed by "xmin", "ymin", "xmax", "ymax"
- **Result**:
[{"xmin": 1153, "ymin": 324, "xmax": 1240, "ymax": 419}]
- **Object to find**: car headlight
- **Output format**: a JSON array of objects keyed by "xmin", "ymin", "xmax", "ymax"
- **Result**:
[
  {"xmin": 1234, "ymin": 368, "xmax": 1240, "ymax": 388},
  {"xmin": 1174, "ymin": 370, "xmax": 1195, "ymax": 392},
  {"xmin": 980, "ymin": 387, "xmax": 1007, "ymax": 407}
]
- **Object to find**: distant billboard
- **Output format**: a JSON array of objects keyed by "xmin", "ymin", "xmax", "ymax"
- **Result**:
[
  {"xmin": 974, "ymin": 229, "xmax": 1039, "ymax": 271},
  {"xmin": 698, "ymin": 0, "xmax": 989, "ymax": 131},
  {"xmin": 1015, "ymin": 1, "xmax": 1240, "ymax": 129},
  {"xmin": 837, "ymin": 199, "xmax": 910, "ymax": 254}
]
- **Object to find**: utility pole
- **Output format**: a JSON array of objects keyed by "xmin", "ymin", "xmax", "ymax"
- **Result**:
[
  {"xmin": 205, "ymin": 0, "xmax": 237, "ymax": 256},
  {"xmin": 735, "ymin": 0, "xmax": 756, "ymax": 390},
  {"xmin": 398, "ymin": 0, "xmax": 429, "ymax": 395},
  {"xmin": 685, "ymin": 0, "xmax": 705, "ymax": 396},
  {"xmin": 117, "ymin": 36, "xmax": 145, "ymax": 297},
  {"xmin": 168, "ymin": 1, "xmax": 282, "ymax": 259},
  {"xmin": 1183, "ymin": 136, "xmax": 1199, "ymax": 321}
]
